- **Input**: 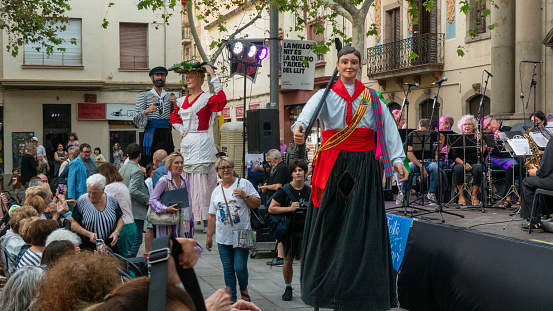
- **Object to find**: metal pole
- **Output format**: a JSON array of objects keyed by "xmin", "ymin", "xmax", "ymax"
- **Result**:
[
  {"xmin": 242, "ymin": 61, "xmax": 248, "ymax": 178},
  {"xmin": 268, "ymin": 1, "xmax": 279, "ymax": 110}
]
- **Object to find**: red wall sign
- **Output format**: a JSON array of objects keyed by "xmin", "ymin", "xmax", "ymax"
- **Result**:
[
  {"xmin": 222, "ymin": 107, "xmax": 231, "ymax": 119},
  {"xmin": 236, "ymin": 105, "xmax": 244, "ymax": 118},
  {"xmin": 249, "ymin": 103, "xmax": 260, "ymax": 110},
  {"xmin": 78, "ymin": 103, "xmax": 106, "ymax": 120}
]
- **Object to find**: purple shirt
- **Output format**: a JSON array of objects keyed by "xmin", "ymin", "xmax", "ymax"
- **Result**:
[
  {"xmin": 149, "ymin": 171, "xmax": 195, "ymax": 239},
  {"xmin": 280, "ymin": 144, "xmax": 287, "ymax": 157}
]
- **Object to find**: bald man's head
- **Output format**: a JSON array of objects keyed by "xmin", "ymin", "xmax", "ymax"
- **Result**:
[{"xmin": 152, "ymin": 149, "xmax": 168, "ymax": 169}]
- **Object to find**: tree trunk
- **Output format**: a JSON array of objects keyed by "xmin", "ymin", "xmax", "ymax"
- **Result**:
[{"xmin": 351, "ymin": 16, "xmax": 365, "ymax": 81}]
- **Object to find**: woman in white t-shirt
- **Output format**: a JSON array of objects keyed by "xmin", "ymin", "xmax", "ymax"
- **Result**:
[{"xmin": 206, "ymin": 156, "xmax": 261, "ymax": 303}]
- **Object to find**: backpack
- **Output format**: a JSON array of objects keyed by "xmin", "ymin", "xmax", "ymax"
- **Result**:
[{"xmin": 265, "ymin": 184, "xmax": 297, "ymax": 242}]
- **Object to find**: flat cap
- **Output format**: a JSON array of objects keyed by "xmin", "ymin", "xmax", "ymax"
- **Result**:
[{"xmin": 149, "ymin": 66, "xmax": 168, "ymax": 76}]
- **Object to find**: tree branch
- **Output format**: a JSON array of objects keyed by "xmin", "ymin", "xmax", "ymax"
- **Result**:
[
  {"xmin": 319, "ymin": 0, "xmax": 354, "ymax": 22},
  {"xmin": 359, "ymin": 0, "xmax": 375, "ymax": 20},
  {"xmin": 333, "ymin": 0, "xmax": 360, "ymax": 20},
  {"xmin": 187, "ymin": 0, "xmax": 209, "ymax": 62},
  {"xmin": 209, "ymin": 3, "xmax": 266, "ymax": 63}
]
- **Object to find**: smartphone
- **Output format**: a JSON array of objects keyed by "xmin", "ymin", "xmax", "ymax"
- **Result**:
[
  {"xmin": 169, "ymin": 202, "xmax": 183, "ymax": 209},
  {"xmin": 57, "ymin": 184, "xmax": 65, "ymax": 194},
  {"xmin": 96, "ymin": 239, "xmax": 107, "ymax": 254}
]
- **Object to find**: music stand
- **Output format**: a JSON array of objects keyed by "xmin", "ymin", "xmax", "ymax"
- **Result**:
[
  {"xmin": 484, "ymin": 134, "xmax": 521, "ymax": 209},
  {"xmin": 406, "ymin": 131, "xmax": 464, "ymax": 221},
  {"xmin": 445, "ymin": 133, "xmax": 483, "ymax": 211},
  {"xmin": 387, "ymin": 129, "xmax": 431, "ymax": 216}
]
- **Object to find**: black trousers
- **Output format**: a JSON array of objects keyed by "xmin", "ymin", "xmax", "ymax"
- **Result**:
[
  {"xmin": 521, "ymin": 175, "xmax": 553, "ymax": 221},
  {"xmin": 452, "ymin": 163, "xmax": 483, "ymax": 186}
]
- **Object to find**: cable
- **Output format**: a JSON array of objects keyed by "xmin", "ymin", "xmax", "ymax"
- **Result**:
[{"xmin": 469, "ymin": 218, "xmax": 522, "ymax": 229}]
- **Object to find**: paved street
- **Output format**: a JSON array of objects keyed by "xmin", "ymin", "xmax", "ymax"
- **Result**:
[
  {"xmin": 154, "ymin": 201, "xmax": 551, "ymax": 311},
  {"xmin": 190, "ymin": 222, "xmax": 407, "ymax": 311}
]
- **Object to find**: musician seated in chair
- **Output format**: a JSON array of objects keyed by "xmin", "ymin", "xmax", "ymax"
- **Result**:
[
  {"xmin": 483, "ymin": 115, "xmax": 519, "ymax": 208},
  {"xmin": 452, "ymin": 115, "xmax": 483, "ymax": 206},
  {"xmin": 438, "ymin": 115, "xmax": 455, "ymax": 168},
  {"xmin": 530, "ymin": 111, "xmax": 548, "ymax": 128},
  {"xmin": 398, "ymin": 118, "xmax": 442, "ymax": 205},
  {"xmin": 521, "ymin": 137, "xmax": 553, "ymax": 232}
]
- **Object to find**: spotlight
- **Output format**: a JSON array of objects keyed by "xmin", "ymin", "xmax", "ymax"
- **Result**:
[
  {"xmin": 257, "ymin": 47, "xmax": 268, "ymax": 60},
  {"xmin": 232, "ymin": 41, "xmax": 244, "ymax": 55},
  {"xmin": 247, "ymin": 45, "xmax": 258, "ymax": 58}
]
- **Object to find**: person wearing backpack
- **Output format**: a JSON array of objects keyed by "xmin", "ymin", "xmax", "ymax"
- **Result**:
[
  {"xmin": 268, "ymin": 159, "xmax": 311, "ymax": 302},
  {"xmin": 258, "ymin": 149, "xmax": 292, "ymax": 266}
]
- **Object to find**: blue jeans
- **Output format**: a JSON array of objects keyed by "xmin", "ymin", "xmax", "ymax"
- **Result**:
[
  {"xmin": 402, "ymin": 161, "xmax": 438, "ymax": 196},
  {"xmin": 218, "ymin": 243, "xmax": 249, "ymax": 301},
  {"xmin": 129, "ymin": 219, "xmax": 144, "ymax": 257}
]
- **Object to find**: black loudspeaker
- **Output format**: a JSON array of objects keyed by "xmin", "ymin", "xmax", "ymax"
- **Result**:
[{"xmin": 247, "ymin": 109, "xmax": 280, "ymax": 154}]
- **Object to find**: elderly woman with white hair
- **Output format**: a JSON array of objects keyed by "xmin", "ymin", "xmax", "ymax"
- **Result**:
[
  {"xmin": 0, "ymin": 265, "xmax": 44, "ymax": 310},
  {"xmin": 71, "ymin": 174, "xmax": 124, "ymax": 253},
  {"xmin": 451, "ymin": 114, "xmax": 483, "ymax": 206}
]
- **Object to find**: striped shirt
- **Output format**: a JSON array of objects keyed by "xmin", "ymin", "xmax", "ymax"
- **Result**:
[
  {"xmin": 17, "ymin": 250, "xmax": 42, "ymax": 269},
  {"xmin": 73, "ymin": 193, "xmax": 123, "ymax": 240},
  {"xmin": 133, "ymin": 88, "xmax": 173, "ymax": 128}
]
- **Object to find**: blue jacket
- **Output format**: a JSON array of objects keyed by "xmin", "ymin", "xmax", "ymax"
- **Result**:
[
  {"xmin": 67, "ymin": 156, "xmax": 88, "ymax": 200},
  {"xmin": 152, "ymin": 162, "xmax": 168, "ymax": 187}
]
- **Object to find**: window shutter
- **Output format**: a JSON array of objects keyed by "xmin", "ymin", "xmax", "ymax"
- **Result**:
[{"xmin": 120, "ymin": 23, "xmax": 148, "ymax": 69}]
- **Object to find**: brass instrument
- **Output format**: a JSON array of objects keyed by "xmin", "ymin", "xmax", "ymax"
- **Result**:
[{"xmin": 524, "ymin": 124, "xmax": 541, "ymax": 169}]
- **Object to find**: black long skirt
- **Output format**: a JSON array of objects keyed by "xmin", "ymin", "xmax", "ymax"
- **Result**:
[{"xmin": 301, "ymin": 150, "xmax": 396, "ymax": 310}]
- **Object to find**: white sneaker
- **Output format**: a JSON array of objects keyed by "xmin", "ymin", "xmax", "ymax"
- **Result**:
[
  {"xmin": 426, "ymin": 193, "xmax": 438, "ymax": 205},
  {"xmin": 396, "ymin": 192, "xmax": 404, "ymax": 205}
]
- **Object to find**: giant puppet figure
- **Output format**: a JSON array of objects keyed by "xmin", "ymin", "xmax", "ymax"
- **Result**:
[
  {"xmin": 292, "ymin": 46, "xmax": 408, "ymax": 310},
  {"xmin": 170, "ymin": 63, "xmax": 227, "ymax": 229},
  {"xmin": 134, "ymin": 66, "xmax": 176, "ymax": 166}
]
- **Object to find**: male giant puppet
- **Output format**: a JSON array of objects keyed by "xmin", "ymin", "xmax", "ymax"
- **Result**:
[{"xmin": 134, "ymin": 66, "xmax": 176, "ymax": 166}]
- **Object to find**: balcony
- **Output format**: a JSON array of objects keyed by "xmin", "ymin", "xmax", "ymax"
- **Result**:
[{"xmin": 366, "ymin": 33, "xmax": 445, "ymax": 80}]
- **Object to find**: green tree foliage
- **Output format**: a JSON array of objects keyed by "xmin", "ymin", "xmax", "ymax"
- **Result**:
[{"xmin": 0, "ymin": 0, "xmax": 496, "ymax": 59}]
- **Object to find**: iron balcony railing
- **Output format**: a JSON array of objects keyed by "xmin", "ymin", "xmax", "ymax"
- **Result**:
[
  {"xmin": 24, "ymin": 51, "xmax": 82, "ymax": 66},
  {"xmin": 366, "ymin": 33, "xmax": 445, "ymax": 75}
]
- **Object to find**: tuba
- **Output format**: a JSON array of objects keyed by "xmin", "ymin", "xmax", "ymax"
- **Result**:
[{"xmin": 524, "ymin": 124, "xmax": 541, "ymax": 170}]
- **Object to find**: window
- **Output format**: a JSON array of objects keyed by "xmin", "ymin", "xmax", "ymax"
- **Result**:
[
  {"xmin": 419, "ymin": 99, "xmax": 439, "ymax": 125},
  {"xmin": 470, "ymin": 0, "xmax": 487, "ymax": 34},
  {"xmin": 120, "ymin": 23, "xmax": 148, "ymax": 69},
  {"xmin": 307, "ymin": 20, "xmax": 324, "ymax": 63},
  {"xmin": 24, "ymin": 19, "xmax": 82, "ymax": 66},
  {"xmin": 469, "ymin": 95, "xmax": 490, "ymax": 117},
  {"xmin": 385, "ymin": 8, "xmax": 401, "ymax": 43}
]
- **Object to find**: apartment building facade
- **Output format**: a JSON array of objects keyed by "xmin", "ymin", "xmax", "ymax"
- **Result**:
[{"xmin": 0, "ymin": 0, "xmax": 183, "ymax": 180}]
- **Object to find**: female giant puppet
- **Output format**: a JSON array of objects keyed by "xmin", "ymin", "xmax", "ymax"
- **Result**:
[
  {"xmin": 292, "ymin": 46, "xmax": 408, "ymax": 310},
  {"xmin": 170, "ymin": 64, "xmax": 227, "ymax": 228}
]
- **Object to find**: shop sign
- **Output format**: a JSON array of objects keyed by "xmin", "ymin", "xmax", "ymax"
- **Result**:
[
  {"xmin": 78, "ymin": 103, "xmax": 106, "ymax": 120},
  {"xmin": 222, "ymin": 107, "xmax": 231, "ymax": 119},
  {"xmin": 281, "ymin": 39, "xmax": 316, "ymax": 90},
  {"xmin": 249, "ymin": 103, "xmax": 260, "ymax": 110},
  {"xmin": 236, "ymin": 105, "xmax": 244, "ymax": 118},
  {"xmin": 106, "ymin": 104, "xmax": 136, "ymax": 121}
]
